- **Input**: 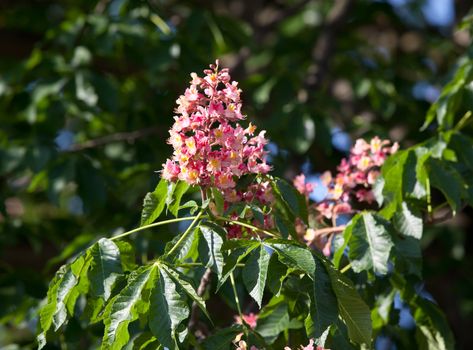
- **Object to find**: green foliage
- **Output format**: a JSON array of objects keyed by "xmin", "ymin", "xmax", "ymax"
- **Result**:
[{"xmin": 2, "ymin": 1, "xmax": 473, "ymax": 349}]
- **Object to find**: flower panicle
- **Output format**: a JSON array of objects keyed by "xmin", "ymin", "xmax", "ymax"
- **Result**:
[{"xmin": 161, "ymin": 60, "xmax": 271, "ymax": 194}]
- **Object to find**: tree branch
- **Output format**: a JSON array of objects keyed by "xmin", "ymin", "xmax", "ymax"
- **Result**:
[
  {"xmin": 304, "ymin": 0, "xmax": 355, "ymax": 92},
  {"xmin": 189, "ymin": 268, "xmax": 212, "ymax": 336},
  {"xmin": 66, "ymin": 126, "xmax": 162, "ymax": 152}
]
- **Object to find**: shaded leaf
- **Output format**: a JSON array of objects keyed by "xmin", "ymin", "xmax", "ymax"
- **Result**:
[
  {"xmin": 199, "ymin": 223, "xmax": 225, "ymax": 278},
  {"xmin": 141, "ymin": 179, "xmax": 168, "ymax": 226},
  {"xmin": 242, "ymin": 245, "xmax": 271, "ymax": 308},
  {"xmin": 305, "ymin": 256, "xmax": 338, "ymax": 340},
  {"xmin": 322, "ymin": 259, "xmax": 372, "ymax": 345},
  {"xmin": 393, "ymin": 202, "xmax": 423, "ymax": 239},
  {"xmin": 345, "ymin": 212, "xmax": 393, "ymax": 274}
]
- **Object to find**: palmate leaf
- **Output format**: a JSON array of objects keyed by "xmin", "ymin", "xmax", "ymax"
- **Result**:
[
  {"xmin": 202, "ymin": 325, "xmax": 244, "ymax": 350},
  {"xmin": 414, "ymin": 298, "xmax": 455, "ymax": 350},
  {"xmin": 255, "ymin": 299, "xmax": 297, "ymax": 344},
  {"xmin": 168, "ymin": 181, "xmax": 190, "ymax": 217},
  {"xmin": 305, "ymin": 256, "xmax": 338, "ymax": 341},
  {"xmin": 198, "ymin": 223, "xmax": 225, "ymax": 278},
  {"xmin": 102, "ymin": 265, "xmax": 157, "ymax": 350},
  {"xmin": 159, "ymin": 263, "xmax": 211, "ymax": 322},
  {"xmin": 89, "ymin": 238, "xmax": 123, "ymax": 301},
  {"xmin": 393, "ymin": 201, "xmax": 423, "ymax": 239},
  {"xmin": 344, "ymin": 212, "xmax": 393, "ymax": 275},
  {"xmin": 38, "ymin": 238, "xmax": 135, "ymax": 348},
  {"xmin": 218, "ymin": 240, "xmax": 259, "ymax": 290},
  {"xmin": 242, "ymin": 244, "xmax": 271, "ymax": 308},
  {"xmin": 141, "ymin": 179, "xmax": 191, "ymax": 225},
  {"xmin": 321, "ymin": 258, "xmax": 372, "ymax": 345},
  {"xmin": 102, "ymin": 262, "xmax": 208, "ymax": 350},
  {"xmin": 378, "ymin": 147, "xmax": 431, "ymax": 218},
  {"xmin": 149, "ymin": 267, "xmax": 190, "ymax": 349},
  {"xmin": 391, "ymin": 273, "xmax": 454, "ymax": 350},
  {"xmin": 141, "ymin": 179, "xmax": 168, "ymax": 226},
  {"xmin": 265, "ymin": 240, "xmax": 315, "ymax": 278},
  {"xmin": 271, "ymin": 177, "xmax": 308, "ymax": 223},
  {"xmin": 38, "ymin": 252, "xmax": 90, "ymax": 349},
  {"xmin": 427, "ymin": 158, "xmax": 464, "ymax": 214}
]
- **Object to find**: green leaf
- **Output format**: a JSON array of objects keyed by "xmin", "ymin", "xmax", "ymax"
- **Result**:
[
  {"xmin": 164, "ymin": 226, "xmax": 199, "ymax": 263},
  {"xmin": 115, "ymin": 240, "xmax": 137, "ymax": 271},
  {"xmin": 149, "ymin": 267, "xmax": 189, "ymax": 349},
  {"xmin": 102, "ymin": 265, "xmax": 157, "ymax": 350},
  {"xmin": 89, "ymin": 238, "xmax": 123, "ymax": 301},
  {"xmin": 414, "ymin": 298, "xmax": 455, "ymax": 350},
  {"xmin": 202, "ymin": 325, "xmax": 244, "ymax": 350},
  {"xmin": 38, "ymin": 253, "xmax": 88, "ymax": 348},
  {"xmin": 255, "ymin": 302, "xmax": 291, "ymax": 343},
  {"xmin": 168, "ymin": 181, "xmax": 190, "ymax": 217},
  {"xmin": 392, "ymin": 273, "xmax": 454, "ymax": 350},
  {"xmin": 242, "ymin": 245, "xmax": 271, "ymax": 308},
  {"xmin": 272, "ymin": 178, "xmax": 308, "ymax": 223},
  {"xmin": 141, "ymin": 179, "xmax": 168, "ymax": 226},
  {"xmin": 160, "ymin": 264, "xmax": 211, "ymax": 323},
  {"xmin": 393, "ymin": 202, "xmax": 423, "ymax": 239},
  {"xmin": 305, "ymin": 256, "xmax": 338, "ymax": 340},
  {"xmin": 266, "ymin": 240, "xmax": 315, "ymax": 278},
  {"xmin": 371, "ymin": 290, "xmax": 395, "ymax": 331},
  {"xmin": 217, "ymin": 242, "xmax": 259, "ymax": 290},
  {"xmin": 266, "ymin": 255, "xmax": 290, "ymax": 296},
  {"xmin": 132, "ymin": 332, "xmax": 162, "ymax": 350},
  {"xmin": 393, "ymin": 235, "xmax": 422, "ymax": 277},
  {"xmin": 345, "ymin": 212, "xmax": 393, "ymax": 274},
  {"xmin": 450, "ymin": 132, "xmax": 473, "ymax": 171},
  {"xmin": 379, "ymin": 150, "xmax": 408, "ymax": 218},
  {"xmin": 322, "ymin": 259, "xmax": 372, "ymax": 345},
  {"xmin": 421, "ymin": 61, "xmax": 473, "ymax": 131},
  {"xmin": 427, "ymin": 158, "xmax": 464, "ymax": 214},
  {"xmin": 198, "ymin": 223, "xmax": 225, "ymax": 278}
]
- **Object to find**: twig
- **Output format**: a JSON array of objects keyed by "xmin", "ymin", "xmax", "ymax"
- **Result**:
[
  {"xmin": 189, "ymin": 268, "xmax": 212, "ymax": 333},
  {"xmin": 66, "ymin": 126, "xmax": 162, "ymax": 152},
  {"xmin": 309, "ymin": 225, "xmax": 346, "ymax": 244}
]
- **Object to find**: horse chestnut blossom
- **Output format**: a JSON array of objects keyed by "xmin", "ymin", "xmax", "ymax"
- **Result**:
[
  {"xmin": 318, "ymin": 136, "xmax": 398, "ymax": 217},
  {"xmin": 294, "ymin": 136, "xmax": 398, "ymax": 255},
  {"xmin": 161, "ymin": 60, "xmax": 271, "ymax": 197}
]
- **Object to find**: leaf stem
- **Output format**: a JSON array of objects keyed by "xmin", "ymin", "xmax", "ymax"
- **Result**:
[
  {"xmin": 426, "ymin": 176, "xmax": 432, "ymax": 218},
  {"xmin": 214, "ymin": 216, "xmax": 278, "ymax": 237},
  {"xmin": 110, "ymin": 215, "xmax": 206, "ymax": 241},
  {"xmin": 165, "ymin": 210, "xmax": 205, "ymax": 258},
  {"xmin": 454, "ymin": 110, "xmax": 472, "ymax": 131},
  {"xmin": 341, "ymin": 262, "xmax": 352, "ymax": 273},
  {"xmin": 230, "ymin": 271, "xmax": 243, "ymax": 317},
  {"xmin": 177, "ymin": 262, "xmax": 245, "ymax": 268}
]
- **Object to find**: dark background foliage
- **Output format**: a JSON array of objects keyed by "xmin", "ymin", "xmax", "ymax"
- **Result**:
[{"xmin": 1, "ymin": 0, "xmax": 472, "ymax": 348}]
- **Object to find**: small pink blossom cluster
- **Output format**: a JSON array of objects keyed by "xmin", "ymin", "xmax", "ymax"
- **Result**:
[
  {"xmin": 235, "ymin": 339, "xmax": 325, "ymax": 350},
  {"xmin": 224, "ymin": 180, "xmax": 275, "ymax": 239},
  {"xmin": 293, "ymin": 137, "xmax": 398, "ymax": 255},
  {"xmin": 315, "ymin": 136, "xmax": 398, "ymax": 219},
  {"xmin": 161, "ymin": 60, "xmax": 271, "ymax": 194},
  {"xmin": 234, "ymin": 312, "xmax": 258, "ymax": 329}
]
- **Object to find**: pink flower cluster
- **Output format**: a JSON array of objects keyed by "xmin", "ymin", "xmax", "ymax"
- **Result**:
[
  {"xmin": 315, "ymin": 136, "xmax": 398, "ymax": 219},
  {"xmin": 235, "ymin": 339, "xmax": 325, "ymax": 350},
  {"xmin": 294, "ymin": 137, "xmax": 398, "ymax": 255},
  {"xmin": 161, "ymin": 60, "xmax": 271, "ymax": 195}
]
